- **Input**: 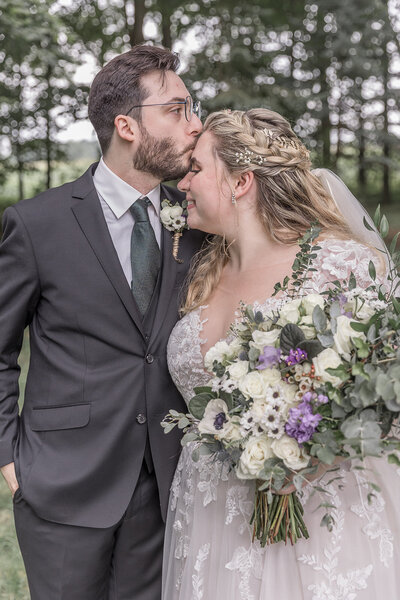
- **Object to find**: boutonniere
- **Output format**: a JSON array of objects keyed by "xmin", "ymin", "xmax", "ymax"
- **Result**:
[{"xmin": 160, "ymin": 199, "xmax": 189, "ymax": 263}]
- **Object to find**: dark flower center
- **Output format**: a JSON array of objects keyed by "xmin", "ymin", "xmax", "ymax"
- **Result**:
[{"xmin": 214, "ymin": 412, "xmax": 228, "ymax": 430}]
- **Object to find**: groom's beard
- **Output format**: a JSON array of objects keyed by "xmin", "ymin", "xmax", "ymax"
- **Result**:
[{"xmin": 133, "ymin": 125, "xmax": 195, "ymax": 181}]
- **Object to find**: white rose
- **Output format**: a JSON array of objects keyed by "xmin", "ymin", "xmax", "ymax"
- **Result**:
[
  {"xmin": 204, "ymin": 340, "xmax": 231, "ymax": 371},
  {"xmin": 281, "ymin": 383, "xmax": 298, "ymax": 405},
  {"xmin": 271, "ymin": 435, "xmax": 310, "ymax": 470},
  {"xmin": 302, "ymin": 294, "xmax": 325, "ymax": 316},
  {"xmin": 333, "ymin": 315, "xmax": 366, "ymax": 361},
  {"xmin": 228, "ymin": 360, "xmax": 249, "ymax": 381},
  {"xmin": 250, "ymin": 398, "xmax": 268, "ymax": 421},
  {"xmin": 239, "ymin": 371, "xmax": 267, "ymax": 400},
  {"xmin": 160, "ymin": 206, "xmax": 173, "ymax": 225},
  {"xmin": 223, "ymin": 419, "xmax": 242, "ymax": 443},
  {"xmin": 198, "ymin": 399, "xmax": 231, "ymax": 440},
  {"xmin": 312, "ymin": 347, "xmax": 343, "ymax": 386},
  {"xmin": 346, "ymin": 298, "xmax": 375, "ymax": 323},
  {"xmin": 236, "ymin": 435, "xmax": 274, "ymax": 479},
  {"xmin": 169, "ymin": 205, "xmax": 183, "ymax": 218},
  {"xmin": 227, "ymin": 337, "xmax": 242, "ymax": 358},
  {"xmin": 299, "ymin": 315, "xmax": 315, "ymax": 340},
  {"xmin": 277, "ymin": 298, "xmax": 302, "ymax": 326},
  {"xmin": 250, "ymin": 329, "xmax": 281, "ymax": 352},
  {"xmin": 259, "ymin": 368, "xmax": 282, "ymax": 387}
]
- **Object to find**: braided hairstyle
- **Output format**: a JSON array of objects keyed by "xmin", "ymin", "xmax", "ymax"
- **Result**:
[{"xmin": 182, "ymin": 108, "xmax": 354, "ymax": 314}]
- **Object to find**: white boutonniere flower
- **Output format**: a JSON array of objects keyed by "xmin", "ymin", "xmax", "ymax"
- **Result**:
[{"xmin": 160, "ymin": 199, "xmax": 188, "ymax": 262}]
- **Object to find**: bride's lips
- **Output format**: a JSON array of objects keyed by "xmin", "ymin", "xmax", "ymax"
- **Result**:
[{"xmin": 186, "ymin": 196, "xmax": 196, "ymax": 210}]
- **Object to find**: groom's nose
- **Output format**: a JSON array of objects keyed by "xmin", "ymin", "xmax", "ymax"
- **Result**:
[{"xmin": 187, "ymin": 114, "xmax": 202, "ymax": 136}]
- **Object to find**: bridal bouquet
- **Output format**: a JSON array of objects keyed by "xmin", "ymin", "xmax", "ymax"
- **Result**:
[{"xmin": 162, "ymin": 212, "xmax": 400, "ymax": 546}]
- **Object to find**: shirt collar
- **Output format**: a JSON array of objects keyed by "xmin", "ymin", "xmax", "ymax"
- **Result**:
[{"xmin": 93, "ymin": 157, "xmax": 161, "ymax": 219}]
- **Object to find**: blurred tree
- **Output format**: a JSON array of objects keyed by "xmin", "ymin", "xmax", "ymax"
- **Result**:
[{"xmin": 0, "ymin": 0, "xmax": 89, "ymax": 197}]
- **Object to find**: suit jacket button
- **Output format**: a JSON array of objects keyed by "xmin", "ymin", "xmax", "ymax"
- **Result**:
[
  {"xmin": 145, "ymin": 354, "xmax": 154, "ymax": 364},
  {"xmin": 136, "ymin": 414, "xmax": 147, "ymax": 424}
]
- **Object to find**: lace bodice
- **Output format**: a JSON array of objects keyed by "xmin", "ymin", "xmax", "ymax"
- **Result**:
[{"xmin": 167, "ymin": 238, "xmax": 384, "ymax": 403}]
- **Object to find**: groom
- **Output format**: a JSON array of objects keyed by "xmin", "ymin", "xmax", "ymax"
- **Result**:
[{"xmin": 0, "ymin": 45, "xmax": 203, "ymax": 599}]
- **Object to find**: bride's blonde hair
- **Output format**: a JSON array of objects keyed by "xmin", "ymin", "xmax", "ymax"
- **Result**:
[{"xmin": 182, "ymin": 108, "xmax": 354, "ymax": 314}]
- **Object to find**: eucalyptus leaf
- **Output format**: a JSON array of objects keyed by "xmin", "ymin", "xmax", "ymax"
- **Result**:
[
  {"xmin": 388, "ymin": 453, "xmax": 400, "ymax": 467},
  {"xmin": 312, "ymin": 304, "xmax": 327, "ymax": 333},
  {"xmin": 363, "ymin": 216, "xmax": 375, "ymax": 232},
  {"xmin": 368, "ymin": 260, "xmax": 376, "ymax": 281},
  {"xmin": 298, "ymin": 339, "xmax": 324, "ymax": 359},
  {"xmin": 380, "ymin": 215, "xmax": 389, "ymax": 238},
  {"xmin": 279, "ymin": 323, "xmax": 305, "ymax": 354},
  {"xmin": 373, "ymin": 205, "xmax": 381, "ymax": 228},
  {"xmin": 317, "ymin": 332, "xmax": 334, "ymax": 347},
  {"xmin": 189, "ymin": 393, "xmax": 214, "ymax": 419}
]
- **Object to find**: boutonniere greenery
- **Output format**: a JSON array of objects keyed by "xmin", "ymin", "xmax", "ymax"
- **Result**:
[{"xmin": 160, "ymin": 199, "xmax": 189, "ymax": 263}]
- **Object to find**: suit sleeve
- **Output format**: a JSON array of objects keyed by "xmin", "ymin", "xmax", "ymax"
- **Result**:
[{"xmin": 0, "ymin": 206, "xmax": 40, "ymax": 467}]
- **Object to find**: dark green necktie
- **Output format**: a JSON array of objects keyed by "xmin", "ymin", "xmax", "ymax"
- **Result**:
[{"xmin": 130, "ymin": 197, "xmax": 161, "ymax": 316}]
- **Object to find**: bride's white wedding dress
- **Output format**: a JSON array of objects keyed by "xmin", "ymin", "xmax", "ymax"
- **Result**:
[{"xmin": 162, "ymin": 239, "xmax": 400, "ymax": 600}]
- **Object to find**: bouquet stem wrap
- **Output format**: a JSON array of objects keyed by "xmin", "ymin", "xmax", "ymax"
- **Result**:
[{"xmin": 251, "ymin": 486, "xmax": 309, "ymax": 546}]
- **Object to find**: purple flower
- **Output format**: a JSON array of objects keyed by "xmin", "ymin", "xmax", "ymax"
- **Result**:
[
  {"xmin": 302, "ymin": 391, "xmax": 314, "ymax": 404},
  {"xmin": 285, "ymin": 347, "xmax": 308, "ymax": 366},
  {"xmin": 257, "ymin": 346, "xmax": 281, "ymax": 370},
  {"xmin": 336, "ymin": 293, "xmax": 353, "ymax": 318},
  {"xmin": 285, "ymin": 401, "xmax": 322, "ymax": 444},
  {"xmin": 316, "ymin": 393, "xmax": 329, "ymax": 405}
]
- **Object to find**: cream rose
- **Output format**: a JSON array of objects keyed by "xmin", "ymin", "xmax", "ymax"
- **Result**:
[
  {"xmin": 204, "ymin": 340, "xmax": 232, "ymax": 371},
  {"xmin": 346, "ymin": 298, "xmax": 375, "ymax": 323},
  {"xmin": 334, "ymin": 315, "xmax": 366, "ymax": 361},
  {"xmin": 239, "ymin": 371, "xmax": 267, "ymax": 399},
  {"xmin": 160, "ymin": 206, "xmax": 174, "ymax": 226},
  {"xmin": 228, "ymin": 360, "xmax": 249, "ymax": 381},
  {"xmin": 312, "ymin": 347, "xmax": 343, "ymax": 386},
  {"xmin": 302, "ymin": 294, "xmax": 325, "ymax": 316},
  {"xmin": 277, "ymin": 298, "xmax": 302, "ymax": 326},
  {"xmin": 271, "ymin": 435, "xmax": 310, "ymax": 470},
  {"xmin": 236, "ymin": 435, "xmax": 274, "ymax": 479},
  {"xmin": 223, "ymin": 419, "xmax": 242, "ymax": 443},
  {"xmin": 299, "ymin": 315, "xmax": 315, "ymax": 340},
  {"xmin": 250, "ymin": 329, "xmax": 281, "ymax": 352},
  {"xmin": 259, "ymin": 368, "xmax": 282, "ymax": 387},
  {"xmin": 169, "ymin": 205, "xmax": 183, "ymax": 218}
]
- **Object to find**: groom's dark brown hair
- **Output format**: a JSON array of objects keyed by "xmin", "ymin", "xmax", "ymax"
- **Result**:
[{"xmin": 88, "ymin": 44, "xmax": 180, "ymax": 154}]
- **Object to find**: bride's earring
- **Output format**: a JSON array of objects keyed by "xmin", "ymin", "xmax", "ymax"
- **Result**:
[{"xmin": 231, "ymin": 191, "xmax": 236, "ymax": 205}]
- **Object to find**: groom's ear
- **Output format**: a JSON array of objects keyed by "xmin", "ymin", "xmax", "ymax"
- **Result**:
[
  {"xmin": 114, "ymin": 114, "xmax": 137, "ymax": 143},
  {"xmin": 235, "ymin": 171, "xmax": 254, "ymax": 199}
]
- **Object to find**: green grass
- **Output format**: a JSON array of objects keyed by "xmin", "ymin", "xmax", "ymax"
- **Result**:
[{"xmin": 0, "ymin": 333, "xmax": 29, "ymax": 599}]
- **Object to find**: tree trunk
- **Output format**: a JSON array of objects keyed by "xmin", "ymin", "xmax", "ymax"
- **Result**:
[
  {"xmin": 334, "ymin": 97, "xmax": 342, "ymax": 169},
  {"xmin": 16, "ymin": 144, "xmax": 24, "ymax": 201},
  {"xmin": 358, "ymin": 113, "xmax": 366, "ymax": 195},
  {"xmin": 382, "ymin": 47, "xmax": 391, "ymax": 204},
  {"xmin": 45, "ymin": 67, "xmax": 52, "ymax": 190},
  {"xmin": 161, "ymin": 11, "xmax": 172, "ymax": 49},
  {"xmin": 129, "ymin": 0, "xmax": 145, "ymax": 47}
]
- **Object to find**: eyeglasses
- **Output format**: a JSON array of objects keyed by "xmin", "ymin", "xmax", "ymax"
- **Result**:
[{"xmin": 126, "ymin": 95, "xmax": 201, "ymax": 122}]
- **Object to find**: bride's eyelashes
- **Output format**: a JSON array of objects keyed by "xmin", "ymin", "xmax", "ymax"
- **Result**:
[{"xmin": 189, "ymin": 168, "xmax": 200, "ymax": 174}]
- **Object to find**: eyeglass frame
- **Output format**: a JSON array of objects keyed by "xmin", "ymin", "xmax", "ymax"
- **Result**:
[{"xmin": 125, "ymin": 95, "xmax": 201, "ymax": 122}]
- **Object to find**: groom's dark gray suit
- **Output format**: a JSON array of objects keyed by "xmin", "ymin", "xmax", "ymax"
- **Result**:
[{"xmin": 0, "ymin": 163, "xmax": 204, "ymax": 598}]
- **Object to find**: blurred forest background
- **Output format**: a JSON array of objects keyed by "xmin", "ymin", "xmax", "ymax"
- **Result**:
[{"xmin": 0, "ymin": 0, "xmax": 399, "ymax": 597}]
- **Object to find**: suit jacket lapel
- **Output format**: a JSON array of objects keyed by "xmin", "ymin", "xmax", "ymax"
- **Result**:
[
  {"xmin": 70, "ymin": 169, "xmax": 145, "ymax": 336},
  {"xmin": 149, "ymin": 184, "xmax": 183, "ymax": 343}
]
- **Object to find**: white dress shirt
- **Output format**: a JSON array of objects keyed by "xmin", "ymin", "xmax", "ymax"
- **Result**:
[{"xmin": 93, "ymin": 158, "xmax": 161, "ymax": 285}]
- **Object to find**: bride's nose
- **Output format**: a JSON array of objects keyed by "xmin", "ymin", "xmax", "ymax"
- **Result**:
[{"xmin": 178, "ymin": 172, "xmax": 192, "ymax": 192}]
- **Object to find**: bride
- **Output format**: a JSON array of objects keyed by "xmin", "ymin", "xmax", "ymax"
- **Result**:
[{"xmin": 162, "ymin": 108, "xmax": 400, "ymax": 599}]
